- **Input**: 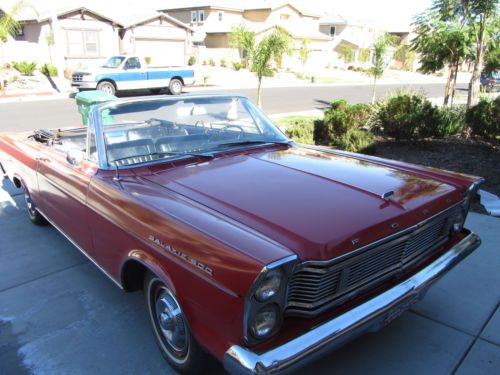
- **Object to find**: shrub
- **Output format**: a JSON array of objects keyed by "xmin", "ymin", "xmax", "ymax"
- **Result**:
[
  {"xmin": 187, "ymin": 56, "xmax": 196, "ymax": 66},
  {"xmin": 209, "ymin": 58, "xmax": 216, "ymax": 67},
  {"xmin": 466, "ymin": 96, "xmax": 500, "ymax": 139},
  {"xmin": 232, "ymin": 61, "xmax": 243, "ymax": 71},
  {"xmin": 274, "ymin": 116, "xmax": 316, "ymax": 144},
  {"xmin": 220, "ymin": 58, "xmax": 227, "ymax": 67},
  {"xmin": 374, "ymin": 93, "xmax": 439, "ymax": 140},
  {"xmin": 314, "ymin": 100, "xmax": 371, "ymax": 144},
  {"xmin": 40, "ymin": 63, "xmax": 57, "ymax": 77},
  {"xmin": 433, "ymin": 105, "xmax": 466, "ymax": 137},
  {"xmin": 336, "ymin": 129, "xmax": 376, "ymax": 154},
  {"xmin": 12, "ymin": 61, "xmax": 37, "ymax": 76}
]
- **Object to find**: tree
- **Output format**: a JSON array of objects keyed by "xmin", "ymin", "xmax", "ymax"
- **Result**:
[
  {"xmin": 430, "ymin": 0, "xmax": 498, "ymax": 107},
  {"xmin": 0, "ymin": 0, "xmax": 35, "ymax": 64},
  {"xmin": 412, "ymin": 9, "xmax": 473, "ymax": 106},
  {"xmin": 367, "ymin": 33, "xmax": 399, "ymax": 104},
  {"xmin": 299, "ymin": 38, "xmax": 311, "ymax": 73},
  {"xmin": 229, "ymin": 24, "xmax": 255, "ymax": 66},
  {"xmin": 252, "ymin": 27, "xmax": 291, "ymax": 107}
]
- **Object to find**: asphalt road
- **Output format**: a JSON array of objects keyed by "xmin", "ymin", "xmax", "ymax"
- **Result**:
[{"xmin": 0, "ymin": 83, "xmax": 466, "ymax": 132}]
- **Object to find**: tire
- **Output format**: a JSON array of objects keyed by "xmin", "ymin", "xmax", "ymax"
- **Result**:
[
  {"xmin": 168, "ymin": 79, "xmax": 183, "ymax": 95},
  {"xmin": 96, "ymin": 80, "xmax": 116, "ymax": 95},
  {"xmin": 149, "ymin": 88, "xmax": 162, "ymax": 95},
  {"xmin": 144, "ymin": 272, "xmax": 211, "ymax": 374},
  {"xmin": 22, "ymin": 185, "xmax": 48, "ymax": 226}
]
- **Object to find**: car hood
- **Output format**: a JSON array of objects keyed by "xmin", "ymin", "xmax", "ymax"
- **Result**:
[{"xmin": 140, "ymin": 146, "xmax": 463, "ymax": 261}]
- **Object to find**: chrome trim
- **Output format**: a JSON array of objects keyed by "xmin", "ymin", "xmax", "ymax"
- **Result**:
[
  {"xmin": 37, "ymin": 208, "xmax": 123, "ymax": 289},
  {"xmin": 301, "ymin": 200, "xmax": 464, "ymax": 267},
  {"xmin": 224, "ymin": 231, "xmax": 480, "ymax": 375}
]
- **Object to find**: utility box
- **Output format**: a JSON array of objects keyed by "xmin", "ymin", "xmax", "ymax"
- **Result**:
[{"xmin": 75, "ymin": 90, "xmax": 117, "ymax": 125}]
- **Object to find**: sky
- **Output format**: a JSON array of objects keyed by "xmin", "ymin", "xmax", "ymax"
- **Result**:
[{"xmin": 294, "ymin": 0, "xmax": 434, "ymax": 28}]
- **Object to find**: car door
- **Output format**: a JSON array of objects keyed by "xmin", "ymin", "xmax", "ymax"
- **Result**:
[
  {"xmin": 118, "ymin": 57, "xmax": 147, "ymax": 90},
  {"xmin": 36, "ymin": 131, "xmax": 97, "ymax": 254}
]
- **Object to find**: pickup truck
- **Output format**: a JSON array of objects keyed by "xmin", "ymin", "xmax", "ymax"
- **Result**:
[{"xmin": 71, "ymin": 55, "xmax": 195, "ymax": 95}]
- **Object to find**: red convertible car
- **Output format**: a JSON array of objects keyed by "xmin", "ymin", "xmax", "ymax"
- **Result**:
[{"xmin": 0, "ymin": 94, "xmax": 483, "ymax": 374}]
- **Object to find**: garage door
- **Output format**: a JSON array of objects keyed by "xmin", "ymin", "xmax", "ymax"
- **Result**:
[{"xmin": 134, "ymin": 38, "xmax": 185, "ymax": 66}]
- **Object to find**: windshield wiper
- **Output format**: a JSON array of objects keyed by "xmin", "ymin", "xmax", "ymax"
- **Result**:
[
  {"xmin": 110, "ymin": 151, "xmax": 214, "ymax": 166},
  {"xmin": 215, "ymin": 140, "xmax": 291, "ymax": 148}
]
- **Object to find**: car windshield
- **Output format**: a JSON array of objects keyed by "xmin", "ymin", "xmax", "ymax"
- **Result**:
[
  {"xmin": 102, "ymin": 56, "xmax": 125, "ymax": 68},
  {"xmin": 99, "ymin": 96, "xmax": 289, "ymax": 167}
]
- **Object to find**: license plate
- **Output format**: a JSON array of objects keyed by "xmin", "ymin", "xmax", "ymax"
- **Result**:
[{"xmin": 383, "ymin": 295, "xmax": 420, "ymax": 326}]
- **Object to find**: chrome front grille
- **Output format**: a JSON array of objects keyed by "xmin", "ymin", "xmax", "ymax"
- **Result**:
[
  {"xmin": 287, "ymin": 204, "xmax": 460, "ymax": 317},
  {"xmin": 72, "ymin": 74, "xmax": 83, "ymax": 82}
]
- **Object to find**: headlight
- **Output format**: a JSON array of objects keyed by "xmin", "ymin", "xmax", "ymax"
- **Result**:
[
  {"xmin": 250, "ymin": 304, "xmax": 279, "ymax": 338},
  {"xmin": 254, "ymin": 269, "xmax": 282, "ymax": 301}
]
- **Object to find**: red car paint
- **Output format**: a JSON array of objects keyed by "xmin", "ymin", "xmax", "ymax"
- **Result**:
[{"xmin": 0, "ymin": 129, "xmax": 479, "ymax": 362}]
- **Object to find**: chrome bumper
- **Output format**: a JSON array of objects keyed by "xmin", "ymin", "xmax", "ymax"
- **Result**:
[
  {"xmin": 71, "ymin": 81, "xmax": 97, "ymax": 89},
  {"xmin": 224, "ymin": 231, "xmax": 480, "ymax": 375}
]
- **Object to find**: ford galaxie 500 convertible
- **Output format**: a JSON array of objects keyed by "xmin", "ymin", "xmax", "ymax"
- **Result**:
[{"xmin": 0, "ymin": 94, "xmax": 483, "ymax": 374}]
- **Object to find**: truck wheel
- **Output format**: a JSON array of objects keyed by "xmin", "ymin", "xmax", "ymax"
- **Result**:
[
  {"xmin": 168, "ymin": 79, "xmax": 183, "ymax": 95},
  {"xmin": 23, "ymin": 185, "xmax": 48, "ymax": 226},
  {"xmin": 96, "ymin": 81, "xmax": 116, "ymax": 95},
  {"xmin": 144, "ymin": 272, "xmax": 210, "ymax": 374}
]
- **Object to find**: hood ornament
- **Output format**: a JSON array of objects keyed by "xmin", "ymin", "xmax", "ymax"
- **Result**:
[{"xmin": 381, "ymin": 190, "xmax": 394, "ymax": 199}]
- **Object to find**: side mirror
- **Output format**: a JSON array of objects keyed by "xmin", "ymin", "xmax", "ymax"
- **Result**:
[{"xmin": 67, "ymin": 149, "xmax": 85, "ymax": 166}]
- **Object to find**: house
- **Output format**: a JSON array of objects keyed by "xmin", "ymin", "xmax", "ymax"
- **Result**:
[
  {"xmin": 161, "ymin": 0, "xmax": 332, "ymax": 70},
  {"xmin": 0, "ymin": 1, "xmax": 193, "ymax": 70},
  {"xmin": 319, "ymin": 13, "xmax": 385, "ymax": 67}
]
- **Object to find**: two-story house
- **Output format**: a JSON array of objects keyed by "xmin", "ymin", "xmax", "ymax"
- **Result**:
[{"xmin": 161, "ymin": 0, "xmax": 332, "ymax": 70}]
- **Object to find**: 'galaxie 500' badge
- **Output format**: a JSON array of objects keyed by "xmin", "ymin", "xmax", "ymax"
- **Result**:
[{"xmin": 149, "ymin": 235, "xmax": 213, "ymax": 276}]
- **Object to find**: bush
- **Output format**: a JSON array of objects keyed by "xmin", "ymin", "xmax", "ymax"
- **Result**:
[
  {"xmin": 12, "ymin": 61, "xmax": 37, "ymax": 76},
  {"xmin": 374, "ymin": 93, "xmax": 439, "ymax": 140},
  {"xmin": 274, "ymin": 116, "xmax": 316, "ymax": 144},
  {"xmin": 314, "ymin": 100, "xmax": 371, "ymax": 144},
  {"xmin": 433, "ymin": 105, "xmax": 466, "ymax": 137},
  {"xmin": 232, "ymin": 61, "xmax": 243, "ymax": 71},
  {"xmin": 336, "ymin": 129, "xmax": 376, "ymax": 154},
  {"xmin": 40, "ymin": 63, "xmax": 57, "ymax": 77},
  {"xmin": 220, "ymin": 58, "xmax": 227, "ymax": 68},
  {"xmin": 187, "ymin": 56, "xmax": 196, "ymax": 66},
  {"xmin": 209, "ymin": 58, "xmax": 216, "ymax": 67},
  {"xmin": 466, "ymin": 96, "xmax": 500, "ymax": 139}
]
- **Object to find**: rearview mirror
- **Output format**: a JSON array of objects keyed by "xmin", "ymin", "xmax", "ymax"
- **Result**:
[{"xmin": 67, "ymin": 149, "xmax": 85, "ymax": 166}]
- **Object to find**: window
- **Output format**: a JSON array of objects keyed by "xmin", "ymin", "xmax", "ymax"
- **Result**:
[
  {"xmin": 191, "ymin": 10, "xmax": 197, "ymax": 23},
  {"xmin": 125, "ymin": 57, "xmax": 141, "ymax": 69},
  {"xmin": 66, "ymin": 29, "xmax": 100, "ymax": 57},
  {"xmin": 330, "ymin": 26, "xmax": 336, "ymax": 37},
  {"xmin": 198, "ymin": 10, "xmax": 205, "ymax": 23},
  {"xmin": 218, "ymin": 11, "xmax": 224, "ymax": 21}
]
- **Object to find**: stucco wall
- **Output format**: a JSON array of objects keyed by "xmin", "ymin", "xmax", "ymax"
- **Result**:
[{"xmin": 0, "ymin": 22, "xmax": 51, "ymax": 65}]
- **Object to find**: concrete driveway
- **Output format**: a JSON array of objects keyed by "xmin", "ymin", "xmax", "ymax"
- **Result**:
[{"xmin": 0, "ymin": 176, "xmax": 499, "ymax": 375}]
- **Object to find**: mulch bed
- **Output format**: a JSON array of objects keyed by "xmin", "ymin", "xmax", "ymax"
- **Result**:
[{"xmin": 373, "ymin": 137, "xmax": 500, "ymax": 214}]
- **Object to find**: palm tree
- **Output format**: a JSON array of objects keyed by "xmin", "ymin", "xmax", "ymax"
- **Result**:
[
  {"xmin": 228, "ymin": 24, "xmax": 255, "ymax": 66},
  {"xmin": 0, "ymin": 0, "xmax": 35, "ymax": 64},
  {"xmin": 367, "ymin": 33, "xmax": 399, "ymax": 104},
  {"xmin": 252, "ymin": 27, "xmax": 291, "ymax": 107}
]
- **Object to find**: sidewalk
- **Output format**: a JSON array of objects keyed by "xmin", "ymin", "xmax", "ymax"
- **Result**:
[{"xmin": 0, "ymin": 66, "xmax": 464, "ymax": 103}]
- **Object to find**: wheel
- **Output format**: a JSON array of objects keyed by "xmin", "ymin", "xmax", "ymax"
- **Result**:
[
  {"xmin": 150, "ymin": 88, "xmax": 162, "ymax": 95},
  {"xmin": 168, "ymin": 79, "xmax": 183, "ymax": 95},
  {"xmin": 144, "ymin": 272, "xmax": 211, "ymax": 373},
  {"xmin": 22, "ymin": 185, "xmax": 48, "ymax": 226},
  {"xmin": 96, "ymin": 81, "xmax": 116, "ymax": 95}
]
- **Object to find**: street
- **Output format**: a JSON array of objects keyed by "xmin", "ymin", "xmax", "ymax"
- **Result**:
[{"xmin": 0, "ymin": 83, "xmax": 467, "ymax": 132}]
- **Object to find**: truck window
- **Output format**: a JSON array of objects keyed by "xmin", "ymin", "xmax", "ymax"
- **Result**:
[{"xmin": 125, "ymin": 58, "xmax": 141, "ymax": 69}]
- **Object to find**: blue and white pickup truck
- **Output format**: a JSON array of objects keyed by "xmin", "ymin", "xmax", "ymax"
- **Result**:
[{"xmin": 71, "ymin": 55, "xmax": 195, "ymax": 95}]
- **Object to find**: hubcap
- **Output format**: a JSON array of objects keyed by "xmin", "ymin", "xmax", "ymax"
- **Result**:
[
  {"xmin": 154, "ymin": 288, "xmax": 188, "ymax": 355},
  {"xmin": 24, "ymin": 190, "xmax": 36, "ymax": 217},
  {"xmin": 100, "ymin": 84, "xmax": 113, "ymax": 94},
  {"xmin": 172, "ymin": 81, "xmax": 181, "ymax": 94}
]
